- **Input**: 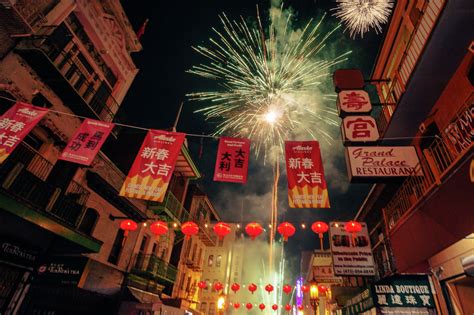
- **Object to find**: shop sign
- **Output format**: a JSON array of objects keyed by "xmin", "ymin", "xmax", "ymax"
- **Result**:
[
  {"xmin": 372, "ymin": 274, "xmax": 435, "ymax": 308},
  {"xmin": 345, "ymin": 146, "xmax": 422, "ymax": 181},
  {"xmin": 342, "ymin": 288, "xmax": 374, "ymax": 315},
  {"xmin": 342, "ymin": 116, "xmax": 379, "ymax": 143},
  {"xmin": 36, "ymin": 255, "xmax": 89, "ymax": 286},
  {"xmin": 0, "ymin": 236, "xmax": 39, "ymax": 268},
  {"xmin": 329, "ymin": 222, "xmax": 376, "ymax": 276},
  {"xmin": 337, "ymin": 90, "xmax": 372, "ymax": 116},
  {"xmin": 444, "ymin": 104, "xmax": 473, "ymax": 154}
]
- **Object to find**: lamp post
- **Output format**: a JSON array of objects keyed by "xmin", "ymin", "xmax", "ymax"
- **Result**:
[
  {"xmin": 217, "ymin": 294, "xmax": 226, "ymax": 315},
  {"xmin": 309, "ymin": 281, "xmax": 319, "ymax": 315}
]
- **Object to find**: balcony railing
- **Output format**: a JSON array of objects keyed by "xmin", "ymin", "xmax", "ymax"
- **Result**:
[
  {"xmin": 0, "ymin": 0, "xmax": 59, "ymax": 34},
  {"xmin": 375, "ymin": 0, "xmax": 445, "ymax": 136},
  {"xmin": 15, "ymin": 25, "xmax": 120, "ymax": 123},
  {"xmin": 384, "ymin": 101, "xmax": 473, "ymax": 231},
  {"xmin": 0, "ymin": 142, "xmax": 89, "ymax": 227},
  {"xmin": 149, "ymin": 191, "xmax": 190, "ymax": 223},
  {"xmin": 131, "ymin": 253, "xmax": 177, "ymax": 284}
]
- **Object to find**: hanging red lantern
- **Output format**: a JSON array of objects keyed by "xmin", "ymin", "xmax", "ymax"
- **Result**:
[
  {"xmin": 120, "ymin": 219, "xmax": 138, "ymax": 237},
  {"xmin": 259, "ymin": 303, "xmax": 265, "ymax": 311},
  {"xmin": 282, "ymin": 284, "xmax": 292, "ymax": 295},
  {"xmin": 181, "ymin": 221, "xmax": 199, "ymax": 240},
  {"xmin": 198, "ymin": 281, "xmax": 207, "ymax": 290},
  {"xmin": 213, "ymin": 281, "xmax": 223, "ymax": 292},
  {"xmin": 318, "ymin": 285, "xmax": 328, "ymax": 296},
  {"xmin": 272, "ymin": 304, "xmax": 278, "ymax": 311},
  {"xmin": 298, "ymin": 305, "xmax": 304, "ymax": 311},
  {"xmin": 150, "ymin": 221, "xmax": 168, "ymax": 237},
  {"xmin": 213, "ymin": 222, "xmax": 231, "ymax": 240},
  {"xmin": 231, "ymin": 283, "xmax": 240, "ymax": 294},
  {"xmin": 245, "ymin": 222, "xmax": 263, "ymax": 240},
  {"xmin": 345, "ymin": 221, "xmax": 362, "ymax": 247},
  {"xmin": 246, "ymin": 303, "xmax": 253, "ymax": 310},
  {"xmin": 248, "ymin": 283, "xmax": 257, "ymax": 294},
  {"xmin": 301, "ymin": 284, "xmax": 309, "ymax": 293},
  {"xmin": 233, "ymin": 302, "xmax": 240, "ymax": 309},
  {"xmin": 285, "ymin": 304, "xmax": 292, "ymax": 312},
  {"xmin": 312, "ymin": 221, "xmax": 329, "ymax": 249},
  {"xmin": 265, "ymin": 284, "xmax": 274, "ymax": 294},
  {"xmin": 345, "ymin": 221, "xmax": 362, "ymax": 233},
  {"xmin": 277, "ymin": 222, "xmax": 296, "ymax": 241}
]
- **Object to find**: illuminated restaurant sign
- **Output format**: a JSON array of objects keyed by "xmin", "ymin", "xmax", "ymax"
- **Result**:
[{"xmin": 345, "ymin": 146, "xmax": 422, "ymax": 181}]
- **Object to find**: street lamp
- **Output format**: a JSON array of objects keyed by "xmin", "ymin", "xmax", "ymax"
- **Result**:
[
  {"xmin": 309, "ymin": 281, "xmax": 319, "ymax": 315},
  {"xmin": 217, "ymin": 294, "xmax": 226, "ymax": 315}
]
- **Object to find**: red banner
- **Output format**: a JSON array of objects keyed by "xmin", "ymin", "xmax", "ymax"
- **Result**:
[
  {"xmin": 285, "ymin": 141, "xmax": 330, "ymax": 208},
  {"xmin": 0, "ymin": 102, "xmax": 48, "ymax": 164},
  {"xmin": 213, "ymin": 137, "xmax": 250, "ymax": 184},
  {"xmin": 120, "ymin": 130, "xmax": 185, "ymax": 202},
  {"xmin": 59, "ymin": 119, "xmax": 114, "ymax": 166}
]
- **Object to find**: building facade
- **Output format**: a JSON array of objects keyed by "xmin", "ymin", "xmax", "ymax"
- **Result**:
[
  {"xmin": 0, "ymin": 1, "xmax": 201, "ymax": 314},
  {"xmin": 165, "ymin": 184, "xmax": 220, "ymax": 314},
  {"xmin": 199, "ymin": 223, "xmax": 245, "ymax": 315},
  {"xmin": 354, "ymin": 0, "xmax": 473, "ymax": 313}
]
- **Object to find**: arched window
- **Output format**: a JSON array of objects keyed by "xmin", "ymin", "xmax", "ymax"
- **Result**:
[
  {"xmin": 78, "ymin": 208, "xmax": 99, "ymax": 235},
  {"xmin": 216, "ymin": 255, "xmax": 222, "ymax": 267},
  {"xmin": 208, "ymin": 255, "xmax": 214, "ymax": 267}
]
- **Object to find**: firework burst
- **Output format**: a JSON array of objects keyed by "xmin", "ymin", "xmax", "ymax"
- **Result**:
[
  {"xmin": 332, "ymin": 0, "xmax": 394, "ymax": 39},
  {"xmin": 188, "ymin": 8, "xmax": 351, "ymax": 158}
]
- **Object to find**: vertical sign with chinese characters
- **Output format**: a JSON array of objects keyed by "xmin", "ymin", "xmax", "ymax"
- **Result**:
[
  {"xmin": 59, "ymin": 119, "xmax": 114, "ymax": 166},
  {"xmin": 285, "ymin": 141, "xmax": 330, "ymax": 208},
  {"xmin": 337, "ymin": 90, "xmax": 372, "ymax": 116},
  {"xmin": 213, "ymin": 137, "xmax": 250, "ymax": 184},
  {"xmin": 0, "ymin": 102, "xmax": 48, "ymax": 164},
  {"xmin": 342, "ymin": 116, "xmax": 380, "ymax": 143},
  {"xmin": 119, "ymin": 130, "xmax": 185, "ymax": 202}
]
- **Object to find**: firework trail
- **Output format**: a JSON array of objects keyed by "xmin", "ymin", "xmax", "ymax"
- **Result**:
[{"xmin": 188, "ymin": 6, "xmax": 351, "ymax": 160}]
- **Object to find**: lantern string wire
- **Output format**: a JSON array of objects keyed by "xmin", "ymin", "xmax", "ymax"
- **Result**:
[{"xmin": 0, "ymin": 95, "xmax": 442, "ymax": 141}]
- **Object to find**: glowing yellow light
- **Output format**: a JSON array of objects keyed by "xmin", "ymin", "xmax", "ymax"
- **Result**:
[
  {"xmin": 263, "ymin": 110, "xmax": 280, "ymax": 124},
  {"xmin": 310, "ymin": 284, "xmax": 319, "ymax": 299},
  {"xmin": 301, "ymin": 223, "xmax": 306, "ymax": 229},
  {"xmin": 143, "ymin": 222, "xmax": 147, "ymax": 227},
  {"xmin": 268, "ymin": 224, "xmax": 272, "ymax": 228},
  {"xmin": 173, "ymin": 223, "xmax": 178, "ymax": 228},
  {"xmin": 217, "ymin": 295, "xmax": 226, "ymax": 310},
  {"xmin": 205, "ymin": 223, "xmax": 208, "ymax": 228},
  {"xmin": 237, "ymin": 224, "xmax": 241, "ymax": 228}
]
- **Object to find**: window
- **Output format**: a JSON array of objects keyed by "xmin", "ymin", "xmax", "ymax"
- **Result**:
[
  {"xmin": 139, "ymin": 236, "xmax": 149, "ymax": 253},
  {"xmin": 200, "ymin": 302, "xmax": 207, "ymax": 312},
  {"xmin": 78, "ymin": 208, "xmax": 99, "ymax": 235},
  {"xmin": 209, "ymin": 303, "xmax": 216, "ymax": 315},
  {"xmin": 208, "ymin": 255, "xmax": 214, "ymax": 267},
  {"xmin": 108, "ymin": 229, "xmax": 125, "ymax": 265},
  {"xmin": 216, "ymin": 255, "xmax": 222, "ymax": 268},
  {"xmin": 191, "ymin": 244, "xmax": 197, "ymax": 261},
  {"xmin": 185, "ymin": 276, "xmax": 191, "ymax": 293}
]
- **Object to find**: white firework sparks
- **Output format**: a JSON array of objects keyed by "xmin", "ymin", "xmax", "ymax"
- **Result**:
[
  {"xmin": 332, "ymin": 0, "xmax": 394, "ymax": 39},
  {"xmin": 188, "ymin": 9, "xmax": 351, "ymax": 159}
]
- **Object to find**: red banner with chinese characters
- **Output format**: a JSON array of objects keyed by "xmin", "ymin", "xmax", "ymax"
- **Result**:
[
  {"xmin": 285, "ymin": 141, "xmax": 330, "ymax": 208},
  {"xmin": 0, "ymin": 102, "xmax": 48, "ymax": 164},
  {"xmin": 59, "ymin": 119, "xmax": 114, "ymax": 166},
  {"xmin": 213, "ymin": 137, "xmax": 250, "ymax": 184},
  {"xmin": 119, "ymin": 130, "xmax": 185, "ymax": 202}
]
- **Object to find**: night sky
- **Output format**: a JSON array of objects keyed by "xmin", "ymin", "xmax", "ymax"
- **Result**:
[{"xmin": 118, "ymin": 0, "xmax": 384, "ymax": 273}]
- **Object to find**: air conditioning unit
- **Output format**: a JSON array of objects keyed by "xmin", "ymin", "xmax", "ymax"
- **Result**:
[{"xmin": 462, "ymin": 255, "xmax": 474, "ymax": 276}]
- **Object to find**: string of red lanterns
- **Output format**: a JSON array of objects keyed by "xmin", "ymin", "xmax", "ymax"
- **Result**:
[
  {"xmin": 229, "ymin": 302, "xmax": 328, "ymax": 312},
  {"xmin": 118, "ymin": 220, "xmax": 357, "ymax": 243},
  {"xmin": 196, "ymin": 281, "xmax": 330, "ymax": 298}
]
